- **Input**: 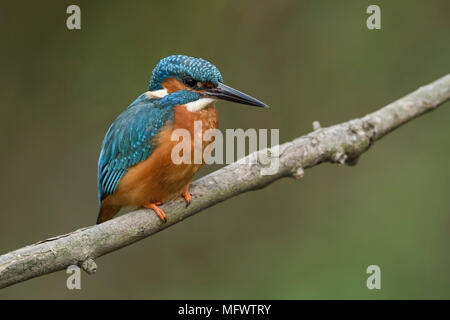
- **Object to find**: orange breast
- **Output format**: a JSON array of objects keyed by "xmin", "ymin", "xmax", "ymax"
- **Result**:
[{"xmin": 107, "ymin": 104, "xmax": 218, "ymax": 207}]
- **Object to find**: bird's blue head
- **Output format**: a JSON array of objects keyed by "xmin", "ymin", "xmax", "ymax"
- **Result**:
[
  {"xmin": 149, "ymin": 55, "xmax": 223, "ymax": 91},
  {"xmin": 146, "ymin": 55, "xmax": 269, "ymax": 110}
]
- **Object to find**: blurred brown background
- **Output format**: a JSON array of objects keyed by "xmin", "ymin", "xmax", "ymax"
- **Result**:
[{"xmin": 0, "ymin": 0, "xmax": 449, "ymax": 299}]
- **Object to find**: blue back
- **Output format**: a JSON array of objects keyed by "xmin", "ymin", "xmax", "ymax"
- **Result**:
[{"xmin": 97, "ymin": 90, "xmax": 201, "ymax": 203}]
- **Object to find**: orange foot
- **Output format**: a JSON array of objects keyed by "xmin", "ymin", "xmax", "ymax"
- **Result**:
[
  {"xmin": 143, "ymin": 202, "xmax": 166, "ymax": 223},
  {"xmin": 182, "ymin": 190, "xmax": 192, "ymax": 208}
]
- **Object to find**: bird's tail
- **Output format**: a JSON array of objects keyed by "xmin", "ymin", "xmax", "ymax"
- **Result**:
[{"xmin": 96, "ymin": 203, "xmax": 121, "ymax": 224}]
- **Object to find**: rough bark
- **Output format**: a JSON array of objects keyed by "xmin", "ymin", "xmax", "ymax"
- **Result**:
[{"xmin": 0, "ymin": 74, "xmax": 449, "ymax": 289}]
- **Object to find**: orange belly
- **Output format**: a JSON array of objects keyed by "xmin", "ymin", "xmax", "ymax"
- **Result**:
[{"xmin": 102, "ymin": 104, "xmax": 218, "ymax": 209}]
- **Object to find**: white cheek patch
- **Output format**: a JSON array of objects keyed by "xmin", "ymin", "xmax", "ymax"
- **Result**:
[
  {"xmin": 145, "ymin": 88, "xmax": 168, "ymax": 99},
  {"xmin": 145, "ymin": 89, "xmax": 216, "ymax": 112},
  {"xmin": 185, "ymin": 98, "xmax": 217, "ymax": 112}
]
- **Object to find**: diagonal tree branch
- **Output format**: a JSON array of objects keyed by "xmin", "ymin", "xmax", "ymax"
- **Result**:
[{"xmin": 1, "ymin": 74, "xmax": 449, "ymax": 289}]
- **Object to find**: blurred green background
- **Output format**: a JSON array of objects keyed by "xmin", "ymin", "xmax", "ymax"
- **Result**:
[{"xmin": 0, "ymin": 0, "xmax": 449, "ymax": 299}]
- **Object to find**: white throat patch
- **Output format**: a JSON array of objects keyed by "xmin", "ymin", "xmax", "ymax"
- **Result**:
[
  {"xmin": 185, "ymin": 98, "xmax": 217, "ymax": 112},
  {"xmin": 145, "ymin": 89, "xmax": 216, "ymax": 112},
  {"xmin": 145, "ymin": 89, "xmax": 168, "ymax": 99}
]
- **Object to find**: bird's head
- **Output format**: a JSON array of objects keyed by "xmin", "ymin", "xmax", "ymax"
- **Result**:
[{"xmin": 147, "ymin": 55, "xmax": 269, "ymax": 111}]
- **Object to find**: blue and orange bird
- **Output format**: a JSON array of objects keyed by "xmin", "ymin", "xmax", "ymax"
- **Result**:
[{"xmin": 96, "ymin": 55, "xmax": 269, "ymax": 224}]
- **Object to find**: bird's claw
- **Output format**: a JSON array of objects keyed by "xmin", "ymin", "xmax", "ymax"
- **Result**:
[
  {"xmin": 143, "ymin": 202, "xmax": 166, "ymax": 223},
  {"xmin": 182, "ymin": 191, "xmax": 192, "ymax": 208}
]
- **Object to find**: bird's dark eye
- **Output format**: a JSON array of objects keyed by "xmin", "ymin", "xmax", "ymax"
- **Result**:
[{"xmin": 184, "ymin": 76, "xmax": 197, "ymax": 87}]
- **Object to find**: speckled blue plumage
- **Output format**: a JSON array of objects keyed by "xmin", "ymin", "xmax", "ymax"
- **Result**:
[
  {"xmin": 97, "ymin": 55, "xmax": 222, "ymax": 204},
  {"xmin": 97, "ymin": 90, "xmax": 201, "ymax": 203},
  {"xmin": 149, "ymin": 55, "xmax": 223, "ymax": 90}
]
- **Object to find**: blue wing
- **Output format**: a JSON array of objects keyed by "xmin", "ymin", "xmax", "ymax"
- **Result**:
[{"xmin": 97, "ymin": 94, "xmax": 174, "ymax": 203}]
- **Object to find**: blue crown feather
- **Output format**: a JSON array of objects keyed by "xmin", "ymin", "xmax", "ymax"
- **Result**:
[{"xmin": 149, "ymin": 55, "xmax": 223, "ymax": 91}]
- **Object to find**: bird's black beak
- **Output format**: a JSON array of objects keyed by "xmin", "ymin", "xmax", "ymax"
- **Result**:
[{"xmin": 204, "ymin": 82, "xmax": 269, "ymax": 108}]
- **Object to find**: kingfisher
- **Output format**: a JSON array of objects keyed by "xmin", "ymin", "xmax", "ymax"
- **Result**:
[{"xmin": 96, "ymin": 55, "xmax": 269, "ymax": 224}]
